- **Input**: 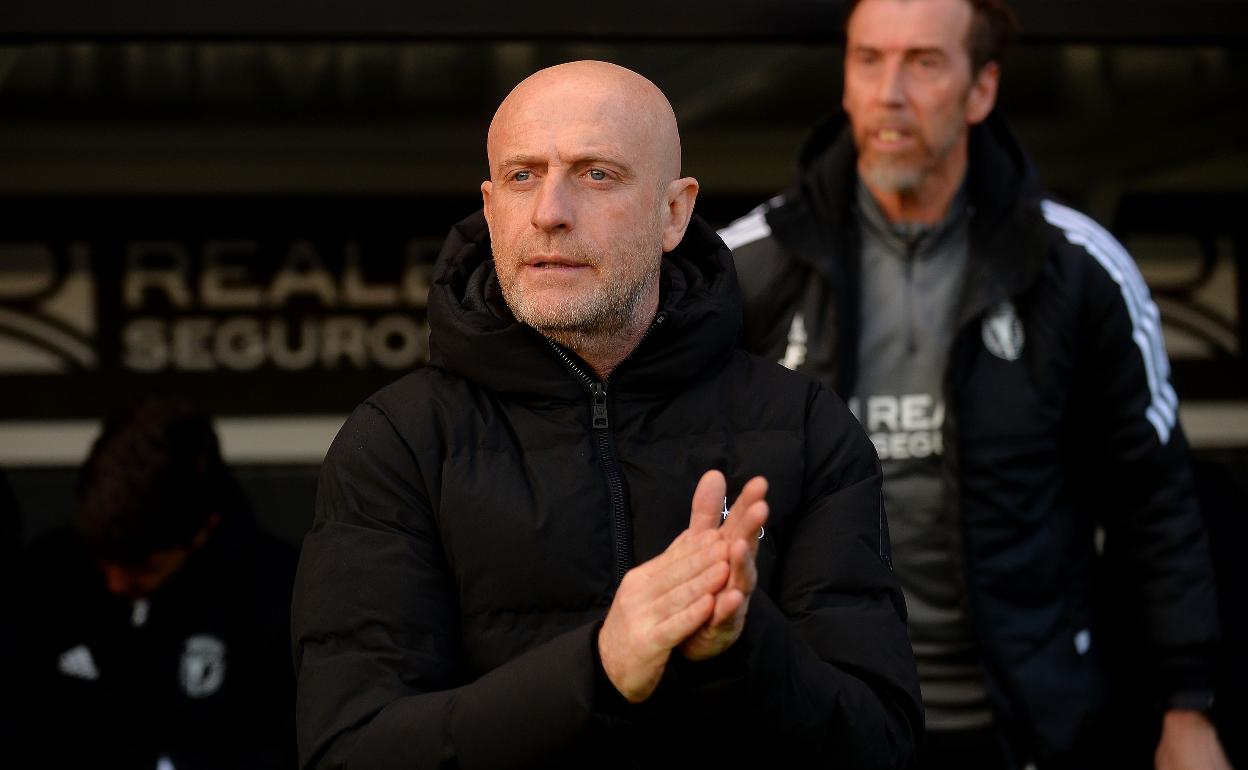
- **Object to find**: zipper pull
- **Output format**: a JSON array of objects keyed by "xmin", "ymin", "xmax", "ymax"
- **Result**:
[{"xmin": 591, "ymin": 382, "xmax": 609, "ymax": 429}]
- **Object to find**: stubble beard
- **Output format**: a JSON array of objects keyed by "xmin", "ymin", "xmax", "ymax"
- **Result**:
[
  {"xmin": 859, "ymin": 155, "xmax": 926, "ymax": 195},
  {"xmin": 496, "ymin": 220, "xmax": 664, "ymax": 354},
  {"xmin": 857, "ymin": 114, "xmax": 964, "ymax": 197}
]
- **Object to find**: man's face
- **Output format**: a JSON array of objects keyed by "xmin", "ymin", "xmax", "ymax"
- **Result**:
[
  {"xmin": 93, "ymin": 514, "xmax": 218, "ymax": 600},
  {"xmin": 843, "ymin": 0, "xmax": 997, "ymax": 194},
  {"xmin": 98, "ymin": 545, "xmax": 192, "ymax": 599},
  {"xmin": 481, "ymin": 73, "xmax": 679, "ymax": 342}
]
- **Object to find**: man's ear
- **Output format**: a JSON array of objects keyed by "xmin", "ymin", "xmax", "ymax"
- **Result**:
[
  {"xmin": 661, "ymin": 177, "xmax": 699, "ymax": 253},
  {"xmin": 966, "ymin": 61, "xmax": 1000, "ymax": 125},
  {"xmin": 480, "ymin": 179, "xmax": 494, "ymax": 224}
]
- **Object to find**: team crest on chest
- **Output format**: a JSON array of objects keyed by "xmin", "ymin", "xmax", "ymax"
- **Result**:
[
  {"xmin": 57, "ymin": 643, "xmax": 100, "ymax": 681},
  {"xmin": 179, "ymin": 634, "xmax": 226, "ymax": 698},
  {"xmin": 982, "ymin": 300, "xmax": 1024, "ymax": 361}
]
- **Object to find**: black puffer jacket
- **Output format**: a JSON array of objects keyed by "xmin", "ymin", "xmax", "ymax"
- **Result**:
[
  {"xmin": 292, "ymin": 210, "xmax": 921, "ymax": 769},
  {"xmin": 723, "ymin": 113, "xmax": 1220, "ymax": 760}
]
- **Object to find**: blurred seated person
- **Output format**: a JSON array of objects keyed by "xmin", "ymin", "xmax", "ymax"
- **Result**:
[{"xmin": 13, "ymin": 396, "xmax": 298, "ymax": 770}]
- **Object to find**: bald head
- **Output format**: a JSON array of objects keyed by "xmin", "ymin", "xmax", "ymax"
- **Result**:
[
  {"xmin": 487, "ymin": 60, "xmax": 682, "ymax": 184},
  {"xmin": 479, "ymin": 60, "xmax": 699, "ymax": 378}
]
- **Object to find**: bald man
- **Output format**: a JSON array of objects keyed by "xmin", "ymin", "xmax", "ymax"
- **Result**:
[{"xmin": 292, "ymin": 61, "xmax": 921, "ymax": 770}]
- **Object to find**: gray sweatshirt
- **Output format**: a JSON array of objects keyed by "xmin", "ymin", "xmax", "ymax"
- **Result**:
[{"xmin": 848, "ymin": 180, "xmax": 993, "ymax": 731}]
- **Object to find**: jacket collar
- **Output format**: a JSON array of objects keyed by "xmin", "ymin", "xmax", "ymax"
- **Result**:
[
  {"xmin": 957, "ymin": 112, "xmax": 1053, "ymax": 329},
  {"xmin": 765, "ymin": 115, "xmax": 860, "ymax": 278},
  {"xmin": 427, "ymin": 210, "xmax": 742, "ymax": 399},
  {"xmin": 769, "ymin": 110, "xmax": 1052, "ymax": 314}
]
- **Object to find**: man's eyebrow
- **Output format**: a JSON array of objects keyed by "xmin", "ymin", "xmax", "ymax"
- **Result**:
[
  {"xmin": 570, "ymin": 148, "xmax": 632, "ymax": 168},
  {"xmin": 497, "ymin": 151, "xmax": 636, "ymax": 176},
  {"xmin": 848, "ymin": 43, "xmax": 948, "ymax": 56},
  {"xmin": 905, "ymin": 46, "xmax": 948, "ymax": 57},
  {"xmin": 497, "ymin": 154, "xmax": 547, "ymax": 171}
]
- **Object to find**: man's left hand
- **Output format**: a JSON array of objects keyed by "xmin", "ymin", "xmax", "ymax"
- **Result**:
[
  {"xmin": 1155, "ymin": 709, "xmax": 1233, "ymax": 770},
  {"xmin": 678, "ymin": 470, "xmax": 769, "ymax": 662}
]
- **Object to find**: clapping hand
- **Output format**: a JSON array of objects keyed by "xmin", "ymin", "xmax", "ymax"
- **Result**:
[{"xmin": 597, "ymin": 470, "xmax": 769, "ymax": 702}]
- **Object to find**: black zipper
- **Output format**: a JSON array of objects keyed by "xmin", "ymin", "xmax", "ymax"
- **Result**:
[
  {"xmin": 545, "ymin": 313, "xmax": 667, "ymax": 586},
  {"xmin": 904, "ymin": 239, "xmax": 918, "ymax": 356}
]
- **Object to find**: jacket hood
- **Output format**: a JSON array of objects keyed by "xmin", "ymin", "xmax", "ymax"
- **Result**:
[
  {"xmin": 770, "ymin": 110, "xmax": 1043, "ymax": 274},
  {"xmin": 427, "ymin": 209, "xmax": 742, "ymax": 399}
]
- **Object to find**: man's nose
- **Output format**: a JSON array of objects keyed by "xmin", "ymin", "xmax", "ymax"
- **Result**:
[
  {"xmin": 531, "ymin": 174, "xmax": 574, "ymax": 232},
  {"xmin": 102, "ymin": 565, "xmax": 134, "ymax": 597},
  {"xmin": 876, "ymin": 58, "xmax": 906, "ymax": 105}
]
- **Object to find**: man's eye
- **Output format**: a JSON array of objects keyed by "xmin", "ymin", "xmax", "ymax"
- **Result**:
[
  {"xmin": 513, "ymin": 170, "xmax": 531, "ymax": 182},
  {"xmin": 588, "ymin": 169, "xmax": 607, "ymax": 181}
]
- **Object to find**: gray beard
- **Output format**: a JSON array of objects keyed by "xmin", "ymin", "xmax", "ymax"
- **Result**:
[
  {"xmin": 527, "ymin": 277, "xmax": 656, "ymax": 354},
  {"xmin": 860, "ymin": 158, "xmax": 925, "ymax": 195},
  {"xmin": 493, "ymin": 195, "xmax": 667, "ymax": 365},
  {"xmin": 497, "ymin": 238, "xmax": 662, "ymax": 351},
  {"xmin": 858, "ymin": 121, "xmax": 965, "ymax": 197}
]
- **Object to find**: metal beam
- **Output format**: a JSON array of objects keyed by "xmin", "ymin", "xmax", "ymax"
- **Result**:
[{"xmin": 3, "ymin": 1, "xmax": 1248, "ymax": 45}]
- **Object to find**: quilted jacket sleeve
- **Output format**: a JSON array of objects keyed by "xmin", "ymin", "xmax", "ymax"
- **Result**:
[
  {"xmin": 1063, "ymin": 212, "xmax": 1219, "ymax": 700},
  {"xmin": 664, "ymin": 383, "xmax": 922, "ymax": 769},
  {"xmin": 291, "ymin": 402, "xmax": 607, "ymax": 770}
]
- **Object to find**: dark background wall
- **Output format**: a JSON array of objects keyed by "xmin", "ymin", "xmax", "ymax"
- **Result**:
[{"xmin": 1, "ymin": 0, "xmax": 1246, "ymax": 550}]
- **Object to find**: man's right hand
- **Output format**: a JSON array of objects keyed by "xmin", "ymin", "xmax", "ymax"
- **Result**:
[{"xmin": 597, "ymin": 528, "xmax": 730, "ymax": 703}]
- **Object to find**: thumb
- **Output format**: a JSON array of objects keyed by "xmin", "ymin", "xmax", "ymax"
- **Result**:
[{"xmin": 689, "ymin": 469, "xmax": 727, "ymax": 532}]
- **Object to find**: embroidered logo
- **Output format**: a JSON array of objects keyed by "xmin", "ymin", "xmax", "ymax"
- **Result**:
[
  {"xmin": 58, "ymin": 644, "xmax": 100, "ymax": 682},
  {"xmin": 779, "ymin": 312, "xmax": 807, "ymax": 370},
  {"xmin": 179, "ymin": 634, "xmax": 226, "ymax": 698},
  {"xmin": 721, "ymin": 496, "xmax": 764, "ymax": 540},
  {"xmin": 982, "ymin": 301, "xmax": 1024, "ymax": 361}
]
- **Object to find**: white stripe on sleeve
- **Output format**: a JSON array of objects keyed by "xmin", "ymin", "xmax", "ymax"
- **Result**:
[
  {"xmin": 1041, "ymin": 199, "xmax": 1178, "ymax": 444},
  {"xmin": 718, "ymin": 203, "xmax": 774, "ymax": 251}
]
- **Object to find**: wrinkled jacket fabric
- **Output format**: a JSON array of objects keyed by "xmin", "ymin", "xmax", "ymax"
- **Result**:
[
  {"xmin": 724, "ymin": 113, "xmax": 1219, "ymax": 760},
  {"xmin": 292, "ymin": 210, "xmax": 923, "ymax": 769}
]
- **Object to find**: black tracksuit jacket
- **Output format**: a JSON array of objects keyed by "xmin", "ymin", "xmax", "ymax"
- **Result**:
[
  {"xmin": 291, "ymin": 210, "xmax": 923, "ymax": 769},
  {"xmin": 723, "ymin": 113, "xmax": 1220, "ymax": 761},
  {"xmin": 12, "ymin": 515, "xmax": 298, "ymax": 770}
]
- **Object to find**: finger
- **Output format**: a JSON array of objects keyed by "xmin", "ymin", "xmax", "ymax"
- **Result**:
[
  {"xmin": 742, "ymin": 499, "xmax": 769, "ymax": 558},
  {"xmin": 707, "ymin": 587, "xmax": 744, "ymax": 628},
  {"xmin": 724, "ymin": 497, "xmax": 769, "ymax": 551},
  {"xmin": 651, "ymin": 559, "xmax": 730, "ymax": 624},
  {"xmin": 661, "ymin": 526, "xmax": 720, "ymax": 560},
  {"xmin": 652, "ymin": 593, "xmax": 716, "ymax": 649},
  {"xmin": 724, "ymin": 537, "xmax": 758, "ymax": 594},
  {"xmin": 722, "ymin": 476, "xmax": 768, "ymax": 540},
  {"xmin": 699, "ymin": 537, "xmax": 754, "ymax": 630},
  {"xmin": 733, "ymin": 476, "xmax": 768, "ymax": 512},
  {"xmin": 688, "ymin": 469, "xmax": 727, "ymax": 532},
  {"xmin": 637, "ymin": 532, "xmax": 728, "ymax": 598}
]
